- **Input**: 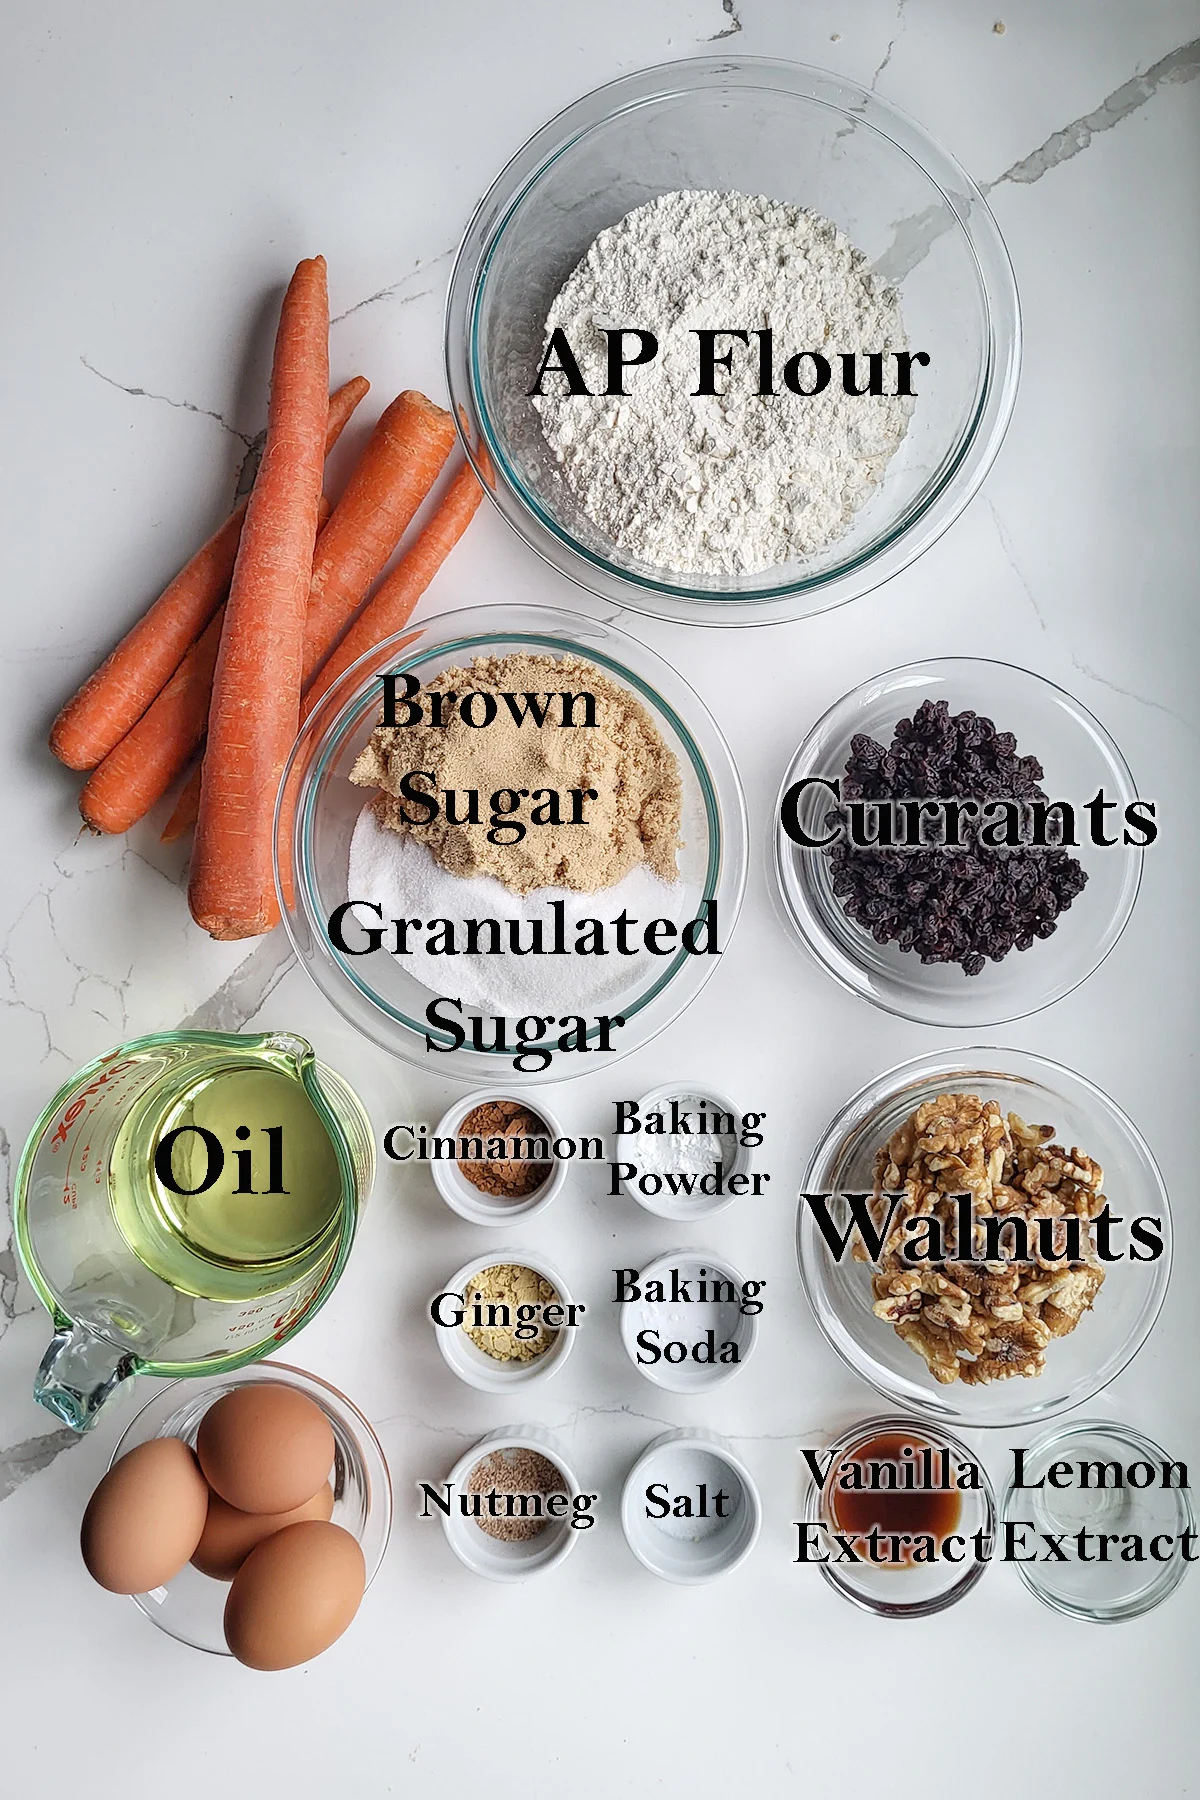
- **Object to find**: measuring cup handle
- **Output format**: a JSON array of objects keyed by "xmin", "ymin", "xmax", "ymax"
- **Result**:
[{"xmin": 34, "ymin": 1320, "xmax": 141, "ymax": 1432}]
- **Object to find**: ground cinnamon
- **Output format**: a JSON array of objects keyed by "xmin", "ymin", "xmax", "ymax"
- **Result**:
[{"xmin": 457, "ymin": 1099, "xmax": 551, "ymax": 1198}]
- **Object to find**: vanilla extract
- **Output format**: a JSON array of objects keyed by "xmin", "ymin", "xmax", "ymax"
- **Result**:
[{"xmin": 819, "ymin": 1430, "xmax": 972, "ymax": 1566}]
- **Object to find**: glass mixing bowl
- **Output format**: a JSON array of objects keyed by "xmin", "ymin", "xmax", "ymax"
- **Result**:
[
  {"xmin": 110, "ymin": 1362, "xmax": 392, "ymax": 1655},
  {"xmin": 276, "ymin": 604, "xmax": 747, "ymax": 1083},
  {"xmin": 773, "ymin": 658, "xmax": 1143, "ymax": 1026},
  {"xmin": 446, "ymin": 56, "xmax": 1020, "ymax": 627},
  {"xmin": 797, "ymin": 1049, "xmax": 1172, "ymax": 1429}
]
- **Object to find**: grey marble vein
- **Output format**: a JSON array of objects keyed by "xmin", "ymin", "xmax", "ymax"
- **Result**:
[
  {"xmin": 0, "ymin": 1428, "xmax": 81, "ymax": 1502},
  {"xmin": 79, "ymin": 356, "xmax": 254, "ymax": 446},
  {"xmin": 233, "ymin": 427, "xmax": 268, "ymax": 502},
  {"xmin": 986, "ymin": 511, "xmax": 1196, "ymax": 737},
  {"xmin": 707, "ymin": 0, "xmax": 742, "ymax": 42},
  {"xmin": 876, "ymin": 36, "xmax": 1200, "ymax": 283},
  {"xmin": 1069, "ymin": 658, "xmax": 1198, "ymax": 740},
  {"xmin": 870, "ymin": 0, "xmax": 908, "ymax": 91},
  {"xmin": 330, "ymin": 248, "xmax": 455, "ymax": 326},
  {"xmin": 987, "ymin": 37, "xmax": 1200, "ymax": 190},
  {"xmin": 985, "ymin": 499, "xmax": 1047, "ymax": 633},
  {"xmin": 179, "ymin": 932, "xmax": 296, "ymax": 1032}
]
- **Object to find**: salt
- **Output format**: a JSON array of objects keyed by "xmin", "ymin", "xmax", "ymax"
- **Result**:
[{"xmin": 638, "ymin": 1447, "xmax": 744, "ymax": 1542}]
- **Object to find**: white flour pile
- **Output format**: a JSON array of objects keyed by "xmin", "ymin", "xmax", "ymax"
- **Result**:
[
  {"xmin": 348, "ymin": 807, "xmax": 688, "ymax": 1014},
  {"xmin": 533, "ymin": 189, "xmax": 915, "ymax": 576}
]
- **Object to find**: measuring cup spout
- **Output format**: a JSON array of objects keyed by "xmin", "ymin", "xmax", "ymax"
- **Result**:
[{"xmin": 34, "ymin": 1318, "xmax": 140, "ymax": 1432}]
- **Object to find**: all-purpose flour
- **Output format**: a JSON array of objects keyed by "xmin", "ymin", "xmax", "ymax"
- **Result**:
[{"xmin": 533, "ymin": 189, "xmax": 915, "ymax": 576}]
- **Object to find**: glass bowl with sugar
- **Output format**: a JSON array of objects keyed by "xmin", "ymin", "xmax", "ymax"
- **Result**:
[{"xmin": 276, "ymin": 603, "xmax": 747, "ymax": 1082}]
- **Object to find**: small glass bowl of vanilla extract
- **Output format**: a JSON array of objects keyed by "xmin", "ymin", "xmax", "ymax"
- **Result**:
[{"xmin": 802, "ymin": 1416, "xmax": 996, "ymax": 1618}]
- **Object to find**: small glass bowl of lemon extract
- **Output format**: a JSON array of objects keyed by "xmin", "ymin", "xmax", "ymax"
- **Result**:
[
  {"xmin": 1000, "ymin": 1419, "xmax": 1196, "ymax": 1622},
  {"xmin": 801, "ymin": 1416, "xmax": 996, "ymax": 1617}
]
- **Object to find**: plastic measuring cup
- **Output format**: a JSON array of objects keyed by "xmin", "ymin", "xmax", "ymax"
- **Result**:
[{"xmin": 14, "ymin": 1029, "xmax": 374, "ymax": 1431}]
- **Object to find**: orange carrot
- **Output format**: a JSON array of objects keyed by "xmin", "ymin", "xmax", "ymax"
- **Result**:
[
  {"xmin": 324, "ymin": 375, "xmax": 371, "ymax": 442},
  {"xmin": 160, "ymin": 762, "xmax": 202, "ymax": 844},
  {"xmin": 303, "ymin": 390, "xmax": 454, "ymax": 684},
  {"xmin": 80, "ymin": 614, "xmax": 224, "ymax": 834},
  {"xmin": 160, "ymin": 399, "xmax": 460, "ymax": 848},
  {"xmin": 188, "ymin": 256, "xmax": 329, "ymax": 941},
  {"xmin": 164, "ymin": 458, "xmax": 482, "ymax": 850},
  {"xmin": 50, "ymin": 376, "xmax": 368, "ymax": 771},
  {"xmin": 83, "ymin": 502, "xmax": 333, "ymax": 836},
  {"xmin": 303, "ymin": 457, "xmax": 484, "ymax": 719}
]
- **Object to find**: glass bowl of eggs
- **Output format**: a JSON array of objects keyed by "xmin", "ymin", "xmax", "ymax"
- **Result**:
[
  {"xmin": 445, "ymin": 56, "xmax": 1020, "ymax": 625},
  {"xmin": 97, "ymin": 1362, "xmax": 392, "ymax": 1657}
]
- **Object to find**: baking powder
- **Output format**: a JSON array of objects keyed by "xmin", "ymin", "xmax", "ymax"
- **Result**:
[{"xmin": 631, "ymin": 1094, "xmax": 738, "ymax": 1176}]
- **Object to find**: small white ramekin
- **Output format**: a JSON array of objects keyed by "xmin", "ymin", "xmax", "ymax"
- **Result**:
[
  {"xmin": 621, "ymin": 1428, "xmax": 761, "ymax": 1583},
  {"xmin": 429, "ymin": 1089, "xmax": 569, "ymax": 1225},
  {"xmin": 613, "ymin": 1082, "xmax": 753, "ymax": 1221},
  {"xmin": 439, "ymin": 1426, "xmax": 585, "ymax": 1580},
  {"xmin": 431, "ymin": 1248, "xmax": 577, "ymax": 1392},
  {"xmin": 618, "ymin": 1248, "xmax": 759, "ymax": 1393}
]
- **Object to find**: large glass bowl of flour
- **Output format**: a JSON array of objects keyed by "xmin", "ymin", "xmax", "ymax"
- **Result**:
[
  {"xmin": 275, "ymin": 604, "xmax": 748, "ymax": 1083},
  {"xmin": 446, "ymin": 57, "xmax": 1020, "ymax": 627}
]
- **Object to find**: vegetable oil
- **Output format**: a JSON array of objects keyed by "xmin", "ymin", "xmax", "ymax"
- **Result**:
[{"xmin": 108, "ymin": 1062, "xmax": 344, "ymax": 1302}]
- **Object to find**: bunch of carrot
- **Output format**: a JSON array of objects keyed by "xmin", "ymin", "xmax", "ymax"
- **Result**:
[{"xmin": 51, "ymin": 255, "xmax": 485, "ymax": 941}]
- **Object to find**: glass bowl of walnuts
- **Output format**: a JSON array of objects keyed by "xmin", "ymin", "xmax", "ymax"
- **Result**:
[{"xmin": 797, "ymin": 1048, "xmax": 1171, "ymax": 1428}]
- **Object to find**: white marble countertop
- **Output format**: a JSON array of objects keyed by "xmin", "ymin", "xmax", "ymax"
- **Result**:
[{"xmin": 3, "ymin": 2, "xmax": 1198, "ymax": 1793}]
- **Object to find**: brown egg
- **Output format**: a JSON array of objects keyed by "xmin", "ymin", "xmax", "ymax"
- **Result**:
[
  {"xmin": 191, "ymin": 1482, "xmax": 335, "ymax": 1580},
  {"xmin": 197, "ymin": 1383, "xmax": 335, "ymax": 1515},
  {"xmin": 224, "ymin": 1520, "xmax": 366, "ymax": 1670},
  {"xmin": 81, "ymin": 1437, "xmax": 210, "ymax": 1595}
]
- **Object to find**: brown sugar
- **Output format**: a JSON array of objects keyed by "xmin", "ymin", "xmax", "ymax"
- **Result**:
[{"xmin": 348, "ymin": 651, "xmax": 682, "ymax": 894}]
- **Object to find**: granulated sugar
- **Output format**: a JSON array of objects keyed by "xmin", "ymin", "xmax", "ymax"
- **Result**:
[{"xmin": 348, "ymin": 805, "xmax": 687, "ymax": 1013}]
